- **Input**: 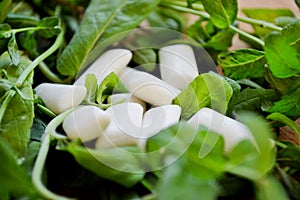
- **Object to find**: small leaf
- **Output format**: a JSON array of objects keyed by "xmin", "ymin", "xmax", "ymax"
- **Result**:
[
  {"xmin": 186, "ymin": 19, "xmax": 210, "ymax": 45},
  {"xmin": 173, "ymin": 72, "xmax": 233, "ymax": 119},
  {"xmin": 132, "ymin": 48, "xmax": 157, "ymax": 72},
  {"xmin": 218, "ymin": 49, "xmax": 266, "ymax": 79},
  {"xmin": 202, "ymin": 0, "xmax": 238, "ymax": 28},
  {"xmin": 19, "ymin": 31, "xmax": 39, "ymax": 58},
  {"xmin": 84, "ymin": 74, "xmax": 98, "ymax": 103},
  {"xmin": 264, "ymin": 32, "xmax": 300, "ymax": 78},
  {"xmin": 148, "ymin": 7, "xmax": 186, "ymax": 31},
  {"xmin": 7, "ymin": 34, "xmax": 20, "ymax": 66},
  {"xmin": 0, "ymin": 24, "xmax": 11, "ymax": 39},
  {"xmin": 37, "ymin": 17, "xmax": 61, "ymax": 38},
  {"xmin": 0, "ymin": 0, "xmax": 11, "ymax": 23},
  {"xmin": 96, "ymin": 72, "xmax": 127, "ymax": 106},
  {"xmin": 205, "ymin": 28, "xmax": 234, "ymax": 50}
]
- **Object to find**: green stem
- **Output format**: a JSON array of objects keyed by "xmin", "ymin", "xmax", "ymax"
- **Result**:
[
  {"xmin": 229, "ymin": 25, "xmax": 265, "ymax": 47},
  {"xmin": 45, "ymin": 108, "xmax": 77, "ymax": 140},
  {"xmin": 160, "ymin": 2, "xmax": 265, "ymax": 47},
  {"xmin": 0, "ymin": 90, "xmax": 16, "ymax": 124},
  {"xmin": 37, "ymin": 104, "xmax": 57, "ymax": 118},
  {"xmin": 16, "ymin": 27, "xmax": 64, "ymax": 86},
  {"xmin": 160, "ymin": 2, "xmax": 209, "ymax": 19},
  {"xmin": 38, "ymin": 62, "xmax": 72, "ymax": 84},
  {"xmin": 32, "ymin": 108, "xmax": 78, "ymax": 199},
  {"xmin": 237, "ymin": 16, "xmax": 283, "ymax": 32},
  {"xmin": 162, "ymin": 0, "xmax": 282, "ymax": 32},
  {"xmin": 267, "ymin": 113, "xmax": 300, "ymax": 137},
  {"xmin": 31, "ymin": 133, "xmax": 73, "ymax": 200}
]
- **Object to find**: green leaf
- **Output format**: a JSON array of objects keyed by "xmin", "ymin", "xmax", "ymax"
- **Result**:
[
  {"xmin": 0, "ymin": 0, "xmax": 11, "ymax": 23},
  {"xmin": 132, "ymin": 48, "xmax": 157, "ymax": 72},
  {"xmin": 277, "ymin": 141, "xmax": 300, "ymax": 170},
  {"xmin": 0, "ymin": 53, "xmax": 34, "ymax": 157},
  {"xmin": 37, "ymin": 17, "xmax": 61, "ymax": 38},
  {"xmin": 264, "ymin": 68, "xmax": 293, "ymax": 94},
  {"xmin": 281, "ymin": 20, "xmax": 300, "ymax": 46},
  {"xmin": 0, "ymin": 137, "xmax": 37, "ymax": 198},
  {"xmin": 57, "ymin": 0, "xmax": 160, "ymax": 77},
  {"xmin": 65, "ymin": 143, "xmax": 145, "ymax": 187},
  {"xmin": 96, "ymin": 72, "xmax": 127, "ymax": 107},
  {"xmin": 227, "ymin": 88, "xmax": 279, "ymax": 115},
  {"xmin": 173, "ymin": 72, "xmax": 233, "ymax": 119},
  {"xmin": 268, "ymin": 78, "xmax": 300, "ymax": 117},
  {"xmin": 84, "ymin": 74, "xmax": 98, "ymax": 104},
  {"xmin": 236, "ymin": 112, "xmax": 275, "ymax": 175},
  {"xmin": 19, "ymin": 31, "xmax": 39, "ymax": 58},
  {"xmin": 148, "ymin": 7, "xmax": 186, "ymax": 31},
  {"xmin": 242, "ymin": 8, "xmax": 294, "ymax": 38},
  {"xmin": 0, "ymin": 23, "xmax": 11, "ymax": 39},
  {"xmin": 158, "ymin": 159, "xmax": 220, "ymax": 200},
  {"xmin": 264, "ymin": 32, "xmax": 300, "ymax": 78},
  {"xmin": 202, "ymin": 0, "xmax": 238, "ymax": 28},
  {"xmin": 267, "ymin": 112, "xmax": 300, "ymax": 136},
  {"xmin": 255, "ymin": 176, "xmax": 289, "ymax": 200},
  {"xmin": 218, "ymin": 49, "xmax": 266, "ymax": 79},
  {"xmin": 7, "ymin": 34, "xmax": 20, "ymax": 66},
  {"xmin": 205, "ymin": 28, "xmax": 234, "ymax": 50},
  {"xmin": 186, "ymin": 18, "xmax": 210, "ymax": 45}
]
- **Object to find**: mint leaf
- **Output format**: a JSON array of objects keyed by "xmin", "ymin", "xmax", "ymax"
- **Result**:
[
  {"xmin": 173, "ymin": 72, "xmax": 233, "ymax": 119},
  {"xmin": 268, "ymin": 78, "xmax": 300, "ymax": 117},
  {"xmin": 281, "ymin": 20, "xmax": 300, "ymax": 46},
  {"xmin": 202, "ymin": 0, "xmax": 238, "ymax": 28},
  {"xmin": 227, "ymin": 88, "xmax": 279, "ymax": 115},
  {"xmin": 264, "ymin": 32, "xmax": 300, "ymax": 78},
  {"xmin": 205, "ymin": 28, "xmax": 234, "ymax": 50},
  {"xmin": 218, "ymin": 49, "xmax": 266, "ymax": 79},
  {"xmin": 57, "ymin": 0, "xmax": 160, "ymax": 77}
]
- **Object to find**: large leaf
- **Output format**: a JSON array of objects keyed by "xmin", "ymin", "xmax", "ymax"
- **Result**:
[
  {"xmin": 0, "ymin": 53, "xmax": 34, "ymax": 158},
  {"xmin": 173, "ymin": 72, "xmax": 233, "ymax": 119},
  {"xmin": 65, "ymin": 143, "xmax": 145, "ymax": 187},
  {"xmin": 57, "ymin": 0, "xmax": 160, "ymax": 77},
  {"xmin": 0, "ymin": 0, "xmax": 11, "ymax": 23},
  {"xmin": 218, "ymin": 49, "xmax": 266, "ymax": 79},
  {"xmin": 202, "ymin": 0, "xmax": 238, "ymax": 28},
  {"xmin": 264, "ymin": 32, "xmax": 300, "ymax": 78},
  {"xmin": 0, "ymin": 137, "xmax": 37, "ymax": 198}
]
